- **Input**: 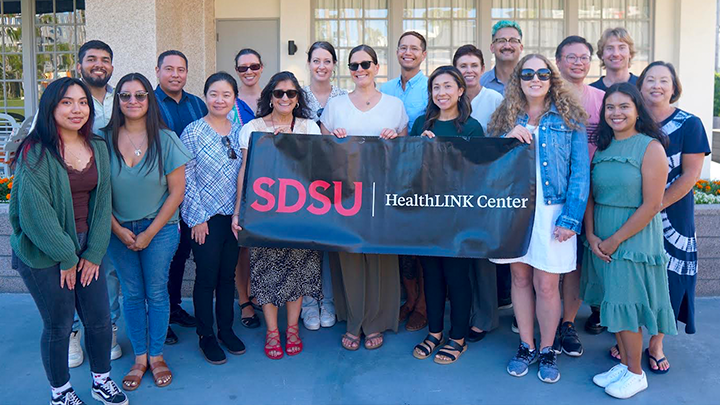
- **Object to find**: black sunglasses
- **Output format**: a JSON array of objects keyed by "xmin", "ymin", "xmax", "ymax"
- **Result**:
[
  {"xmin": 520, "ymin": 68, "xmax": 552, "ymax": 82},
  {"xmin": 221, "ymin": 136, "xmax": 237, "ymax": 160},
  {"xmin": 118, "ymin": 91, "xmax": 148, "ymax": 102},
  {"xmin": 271, "ymin": 89, "xmax": 299, "ymax": 99},
  {"xmin": 235, "ymin": 63, "xmax": 262, "ymax": 73},
  {"xmin": 348, "ymin": 61, "xmax": 373, "ymax": 71}
]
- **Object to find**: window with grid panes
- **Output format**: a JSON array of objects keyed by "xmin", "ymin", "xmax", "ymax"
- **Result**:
[
  {"xmin": 314, "ymin": 0, "xmax": 389, "ymax": 89},
  {"xmin": 1, "ymin": 1, "xmax": 24, "ymax": 120},
  {"xmin": 402, "ymin": 0, "xmax": 477, "ymax": 76},
  {"xmin": 35, "ymin": 0, "xmax": 86, "ymax": 98},
  {"xmin": 579, "ymin": 0, "xmax": 652, "ymax": 81},
  {"xmin": 491, "ymin": 0, "xmax": 565, "ymax": 60}
]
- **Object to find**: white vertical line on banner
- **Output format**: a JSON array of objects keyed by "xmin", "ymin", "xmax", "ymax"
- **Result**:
[{"xmin": 372, "ymin": 182, "xmax": 376, "ymax": 217}]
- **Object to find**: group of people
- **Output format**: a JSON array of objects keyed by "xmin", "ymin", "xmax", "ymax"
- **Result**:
[{"xmin": 9, "ymin": 18, "xmax": 709, "ymax": 405}]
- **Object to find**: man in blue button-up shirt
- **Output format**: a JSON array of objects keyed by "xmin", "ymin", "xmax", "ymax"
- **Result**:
[
  {"xmin": 480, "ymin": 20, "xmax": 524, "ymax": 95},
  {"xmin": 154, "ymin": 49, "xmax": 208, "ymax": 345},
  {"xmin": 380, "ymin": 31, "xmax": 428, "ymax": 129}
]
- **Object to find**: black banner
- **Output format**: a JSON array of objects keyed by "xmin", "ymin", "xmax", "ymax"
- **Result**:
[{"xmin": 238, "ymin": 133, "xmax": 535, "ymax": 258}]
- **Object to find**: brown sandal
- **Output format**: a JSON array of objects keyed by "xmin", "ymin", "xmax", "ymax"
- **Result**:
[
  {"xmin": 122, "ymin": 363, "xmax": 147, "ymax": 391},
  {"xmin": 341, "ymin": 333, "xmax": 361, "ymax": 351},
  {"xmin": 149, "ymin": 359, "xmax": 172, "ymax": 387}
]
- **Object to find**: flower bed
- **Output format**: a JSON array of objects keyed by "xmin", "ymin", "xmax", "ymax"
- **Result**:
[
  {"xmin": 0, "ymin": 176, "xmax": 12, "ymax": 202},
  {"xmin": 694, "ymin": 180, "xmax": 720, "ymax": 204}
]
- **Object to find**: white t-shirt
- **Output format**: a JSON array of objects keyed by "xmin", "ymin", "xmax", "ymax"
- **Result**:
[
  {"xmin": 238, "ymin": 117, "xmax": 321, "ymax": 150},
  {"xmin": 470, "ymin": 87, "xmax": 504, "ymax": 132},
  {"xmin": 320, "ymin": 93, "xmax": 409, "ymax": 136}
]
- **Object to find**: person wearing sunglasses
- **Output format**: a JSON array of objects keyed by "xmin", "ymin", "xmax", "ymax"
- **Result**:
[
  {"xmin": 231, "ymin": 71, "xmax": 323, "ymax": 359},
  {"xmin": 481, "ymin": 20, "xmax": 524, "ymax": 95},
  {"xmin": 101, "ymin": 73, "xmax": 192, "ymax": 391},
  {"xmin": 180, "ymin": 72, "xmax": 245, "ymax": 365},
  {"xmin": 488, "ymin": 54, "xmax": 589, "ymax": 383},
  {"xmin": 320, "ymin": 44, "xmax": 408, "ymax": 351}
]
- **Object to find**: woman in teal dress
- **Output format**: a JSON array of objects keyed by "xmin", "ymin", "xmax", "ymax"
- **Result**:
[{"xmin": 581, "ymin": 83, "xmax": 676, "ymax": 399}]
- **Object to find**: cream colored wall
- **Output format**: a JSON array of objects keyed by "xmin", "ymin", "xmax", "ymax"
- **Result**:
[{"xmin": 215, "ymin": 0, "xmax": 280, "ymax": 19}]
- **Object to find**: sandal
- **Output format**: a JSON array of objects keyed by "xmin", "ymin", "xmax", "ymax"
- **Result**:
[
  {"xmin": 238, "ymin": 301, "xmax": 260, "ymax": 329},
  {"xmin": 406, "ymin": 311, "xmax": 428, "ymax": 332},
  {"xmin": 364, "ymin": 333, "xmax": 384, "ymax": 350},
  {"xmin": 413, "ymin": 334, "xmax": 444, "ymax": 360},
  {"xmin": 285, "ymin": 324, "xmax": 303, "ymax": 356},
  {"xmin": 609, "ymin": 344, "xmax": 621, "ymax": 361},
  {"xmin": 149, "ymin": 359, "xmax": 172, "ymax": 387},
  {"xmin": 122, "ymin": 363, "xmax": 147, "ymax": 391},
  {"xmin": 341, "ymin": 333, "xmax": 361, "ymax": 351},
  {"xmin": 645, "ymin": 348, "xmax": 670, "ymax": 374},
  {"xmin": 434, "ymin": 340, "xmax": 467, "ymax": 365},
  {"xmin": 265, "ymin": 329, "xmax": 283, "ymax": 360},
  {"xmin": 249, "ymin": 295, "xmax": 263, "ymax": 312}
]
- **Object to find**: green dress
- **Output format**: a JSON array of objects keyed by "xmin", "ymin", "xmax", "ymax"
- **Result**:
[{"xmin": 580, "ymin": 134, "xmax": 677, "ymax": 336}]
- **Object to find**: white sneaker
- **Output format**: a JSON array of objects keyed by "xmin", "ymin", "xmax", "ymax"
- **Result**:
[
  {"xmin": 605, "ymin": 370, "xmax": 648, "ymax": 399},
  {"xmin": 301, "ymin": 306, "xmax": 320, "ymax": 331},
  {"xmin": 320, "ymin": 302, "xmax": 336, "ymax": 328},
  {"xmin": 593, "ymin": 363, "xmax": 628, "ymax": 388},
  {"xmin": 110, "ymin": 324, "xmax": 122, "ymax": 360},
  {"xmin": 68, "ymin": 330, "xmax": 84, "ymax": 368}
]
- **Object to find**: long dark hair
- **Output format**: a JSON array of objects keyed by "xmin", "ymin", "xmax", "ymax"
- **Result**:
[
  {"xmin": 12, "ymin": 77, "xmax": 95, "ymax": 168},
  {"xmin": 422, "ymin": 66, "xmax": 471, "ymax": 133},
  {"xmin": 596, "ymin": 82, "xmax": 668, "ymax": 151},
  {"xmin": 256, "ymin": 71, "xmax": 312, "ymax": 119},
  {"xmin": 105, "ymin": 73, "xmax": 167, "ymax": 178}
]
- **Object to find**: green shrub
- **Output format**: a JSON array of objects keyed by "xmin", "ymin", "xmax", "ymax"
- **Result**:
[{"xmin": 715, "ymin": 73, "xmax": 720, "ymax": 117}]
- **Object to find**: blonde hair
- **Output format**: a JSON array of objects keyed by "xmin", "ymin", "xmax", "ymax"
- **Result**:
[
  {"xmin": 596, "ymin": 27, "xmax": 636, "ymax": 68},
  {"xmin": 487, "ymin": 54, "xmax": 587, "ymax": 137}
]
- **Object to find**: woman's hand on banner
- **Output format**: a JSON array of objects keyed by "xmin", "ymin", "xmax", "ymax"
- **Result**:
[
  {"xmin": 380, "ymin": 128, "xmax": 398, "ymax": 139},
  {"xmin": 553, "ymin": 226, "xmax": 575, "ymax": 242},
  {"xmin": 232, "ymin": 215, "xmax": 243, "ymax": 239},
  {"xmin": 506, "ymin": 125, "xmax": 533, "ymax": 144},
  {"xmin": 332, "ymin": 128, "xmax": 348, "ymax": 138},
  {"xmin": 192, "ymin": 222, "xmax": 210, "ymax": 245},
  {"xmin": 420, "ymin": 130, "xmax": 436, "ymax": 139},
  {"xmin": 587, "ymin": 233, "xmax": 611, "ymax": 263}
]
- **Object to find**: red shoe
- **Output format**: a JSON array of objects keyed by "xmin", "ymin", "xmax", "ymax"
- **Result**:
[
  {"xmin": 265, "ymin": 329, "xmax": 283, "ymax": 360},
  {"xmin": 286, "ymin": 324, "xmax": 303, "ymax": 356}
]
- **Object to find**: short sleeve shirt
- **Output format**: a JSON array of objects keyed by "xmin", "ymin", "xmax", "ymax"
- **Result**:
[
  {"xmin": 105, "ymin": 128, "xmax": 192, "ymax": 223},
  {"xmin": 581, "ymin": 85, "xmax": 605, "ymax": 158},
  {"xmin": 239, "ymin": 117, "xmax": 322, "ymax": 150},
  {"xmin": 320, "ymin": 93, "xmax": 409, "ymax": 136},
  {"xmin": 470, "ymin": 87, "xmax": 504, "ymax": 132},
  {"xmin": 380, "ymin": 72, "xmax": 428, "ymax": 128},
  {"xmin": 589, "ymin": 73, "xmax": 638, "ymax": 92}
]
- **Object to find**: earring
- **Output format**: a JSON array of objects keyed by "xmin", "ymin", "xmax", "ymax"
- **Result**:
[
  {"xmin": 269, "ymin": 101, "xmax": 273, "ymax": 109},
  {"xmin": 294, "ymin": 103, "xmax": 299, "ymax": 110}
]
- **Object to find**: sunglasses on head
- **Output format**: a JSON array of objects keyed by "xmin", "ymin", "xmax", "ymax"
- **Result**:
[
  {"xmin": 348, "ymin": 61, "xmax": 373, "ymax": 71},
  {"xmin": 520, "ymin": 68, "xmax": 552, "ymax": 82},
  {"xmin": 235, "ymin": 63, "xmax": 262, "ymax": 73},
  {"xmin": 271, "ymin": 89, "xmax": 299, "ymax": 99},
  {"xmin": 221, "ymin": 136, "xmax": 237, "ymax": 160},
  {"xmin": 118, "ymin": 91, "xmax": 148, "ymax": 102}
]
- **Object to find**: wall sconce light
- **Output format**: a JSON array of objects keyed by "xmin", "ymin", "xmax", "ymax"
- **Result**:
[{"xmin": 288, "ymin": 40, "xmax": 298, "ymax": 55}]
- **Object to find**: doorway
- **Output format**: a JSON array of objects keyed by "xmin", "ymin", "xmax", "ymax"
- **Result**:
[{"xmin": 216, "ymin": 19, "xmax": 280, "ymax": 90}]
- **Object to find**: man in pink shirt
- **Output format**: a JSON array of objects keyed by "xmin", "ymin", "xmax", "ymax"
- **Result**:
[{"xmin": 552, "ymin": 35, "xmax": 606, "ymax": 358}]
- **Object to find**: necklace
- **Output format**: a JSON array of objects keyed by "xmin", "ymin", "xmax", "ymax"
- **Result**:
[
  {"xmin": 270, "ymin": 113, "xmax": 295, "ymax": 132},
  {"xmin": 65, "ymin": 148, "xmax": 83, "ymax": 164},
  {"xmin": 126, "ymin": 132, "xmax": 145, "ymax": 156}
]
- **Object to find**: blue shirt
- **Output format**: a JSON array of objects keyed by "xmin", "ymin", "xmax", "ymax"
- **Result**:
[
  {"xmin": 228, "ymin": 98, "xmax": 256, "ymax": 127},
  {"xmin": 155, "ymin": 86, "xmax": 208, "ymax": 138},
  {"xmin": 380, "ymin": 71, "xmax": 428, "ymax": 128},
  {"xmin": 480, "ymin": 67, "xmax": 507, "ymax": 95}
]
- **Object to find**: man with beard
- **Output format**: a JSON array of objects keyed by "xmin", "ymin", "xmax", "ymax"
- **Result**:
[
  {"xmin": 68, "ymin": 40, "xmax": 123, "ymax": 369},
  {"xmin": 154, "ymin": 50, "xmax": 208, "ymax": 345},
  {"xmin": 480, "ymin": 20, "xmax": 524, "ymax": 95}
]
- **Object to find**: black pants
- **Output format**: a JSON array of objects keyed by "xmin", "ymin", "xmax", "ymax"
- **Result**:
[
  {"xmin": 496, "ymin": 263, "xmax": 512, "ymax": 302},
  {"xmin": 16, "ymin": 232, "xmax": 112, "ymax": 388},
  {"xmin": 191, "ymin": 215, "xmax": 239, "ymax": 337},
  {"xmin": 168, "ymin": 220, "xmax": 192, "ymax": 313},
  {"xmin": 419, "ymin": 256, "xmax": 472, "ymax": 340}
]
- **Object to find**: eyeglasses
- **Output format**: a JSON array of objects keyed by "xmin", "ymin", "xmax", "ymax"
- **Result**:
[
  {"xmin": 520, "ymin": 68, "xmax": 552, "ymax": 82},
  {"xmin": 235, "ymin": 64, "xmax": 262, "ymax": 73},
  {"xmin": 564, "ymin": 54, "xmax": 591, "ymax": 64},
  {"xmin": 221, "ymin": 136, "xmax": 237, "ymax": 160},
  {"xmin": 118, "ymin": 91, "xmax": 148, "ymax": 102},
  {"xmin": 492, "ymin": 37, "xmax": 522, "ymax": 46},
  {"xmin": 398, "ymin": 45, "xmax": 423, "ymax": 53},
  {"xmin": 271, "ymin": 89, "xmax": 299, "ymax": 99},
  {"xmin": 348, "ymin": 61, "xmax": 373, "ymax": 71}
]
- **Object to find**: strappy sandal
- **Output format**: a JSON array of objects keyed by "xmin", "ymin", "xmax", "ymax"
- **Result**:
[
  {"xmin": 249, "ymin": 295, "xmax": 263, "ymax": 312},
  {"xmin": 341, "ymin": 333, "xmax": 361, "ymax": 351},
  {"xmin": 265, "ymin": 329, "xmax": 283, "ymax": 360},
  {"xmin": 285, "ymin": 324, "xmax": 303, "ymax": 356},
  {"xmin": 238, "ymin": 301, "xmax": 260, "ymax": 329},
  {"xmin": 122, "ymin": 363, "xmax": 147, "ymax": 391},
  {"xmin": 413, "ymin": 334, "xmax": 444, "ymax": 360},
  {"xmin": 364, "ymin": 333, "xmax": 384, "ymax": 350},
  {"xmin": 434, "ymin": 340, "xmax": 467, "ymax": 365},
  {"xmin": 149, "ymin": 359, "xmax": 172, "ymax": 387}
]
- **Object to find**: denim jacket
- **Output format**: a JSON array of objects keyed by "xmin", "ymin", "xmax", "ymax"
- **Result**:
[{"xmin": 514, "ymin": 104, "xmax": 590, "ymax": 234}]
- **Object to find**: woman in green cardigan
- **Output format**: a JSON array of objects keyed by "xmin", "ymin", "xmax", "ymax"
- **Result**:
[{"xmin": 10, "ymin": 77, "xmax": 127, "ymax": 405}]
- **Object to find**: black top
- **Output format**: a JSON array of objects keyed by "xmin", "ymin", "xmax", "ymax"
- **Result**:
[{"xmin": 589, "ymin": 73, "xmax": 638, "ymax": 91}]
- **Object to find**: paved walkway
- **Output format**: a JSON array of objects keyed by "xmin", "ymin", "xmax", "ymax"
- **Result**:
[{"xmin": 1, "ymin": 293, "xmax": 718, "ymax": 405}]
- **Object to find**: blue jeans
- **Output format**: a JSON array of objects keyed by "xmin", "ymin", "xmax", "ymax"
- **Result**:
[
  {"xmin": 72, "ymin": 256, "xmax": 121, "ymax": 332},
  {"xmin": 107, "ymin": 219, "xmax": 180, "ymax": 357}
]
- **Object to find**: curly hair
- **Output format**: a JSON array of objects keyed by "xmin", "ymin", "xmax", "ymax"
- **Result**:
[{"xmin": 487, "ymin": 54, "xmax": 588, "ymax": 137}]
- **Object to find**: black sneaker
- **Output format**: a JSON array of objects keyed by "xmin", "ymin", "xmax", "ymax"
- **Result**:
[
  {"xmin": 91, "ymin": 378, "xmax": 128, "ymax": 405},
  {"xmin": 199, "ymin": 335, "xmax": 227, "ymax": 365},
  {"xmin": 552, "ymin": 321, "xmax": 563, "ymax": 355},
  {"xmin": 165, "ymin": 326, "xmax": 179, "ymax": 345},
  {"xmin": 170, "ymin": 307, "xmax": 197, "ymax": 327},
  {"xmin": 584, "ymin": 307, "xmax": 606, "ymax": 335},
  {"xmin": 218, "ymin": 330, "xmax": 246, "ymax": 355},
  {"xmin": 560, "ymin": 321, "xmax": 583, "ymax": 357},
  {"xmin": 51, "ymin": 388, "xmax": 85, "ymax": 405}
]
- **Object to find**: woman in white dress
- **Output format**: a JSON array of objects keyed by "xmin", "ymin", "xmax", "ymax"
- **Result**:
[{"xmin": 319, "ymin": 44, "xmax": 408, "ymax": 351}]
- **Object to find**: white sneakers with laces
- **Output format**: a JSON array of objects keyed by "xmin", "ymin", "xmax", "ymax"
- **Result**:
[
  {"xmin": 68, "ymin": 330, "xmax": 84, "ymax": 368},
  {"xmin": 593, "ymin": 363, "xmax": 628, "ymax": 388},
  {"xmin": 110, "ymin": 324, "xmax": 122, "ymax": 361},
  {"xmin": 605, "ymin": 369, "xmax": 648, "ymax": 399}
]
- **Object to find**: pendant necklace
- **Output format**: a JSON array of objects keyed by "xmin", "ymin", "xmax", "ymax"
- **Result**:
[
  {"xmin": 127, "ymin": 133, "xmax": 144, "ymax": 156},
  {"xmin": 65, "ymin": 148, "xmax": 83, "ymax": 164}
]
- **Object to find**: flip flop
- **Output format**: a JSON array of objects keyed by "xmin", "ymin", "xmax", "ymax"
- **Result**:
[
  {"xmin": 645, "ymin": 348, "xmax": 670, "ymax": 374},
  {"xmin": 341, "ymin": 333, "xmax": 361, "ymax": 351},
  {"xmin": 609, "ymin": 344, "xmax": 621, "ymax": 361}
]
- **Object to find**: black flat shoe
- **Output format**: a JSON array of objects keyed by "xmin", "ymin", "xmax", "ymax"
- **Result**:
[
  {"xmin": 199, "ymin": 335, "xmax": 227, "ymax": 365},
  {"xmin": 170, "ymin": 307, "xmax": 197, "ymax": 328},
  {"xmin": 219, "ymin": 330, "xmax": 246, "ymax": 355},
  {"xmin": 467, "ymin": 329, "xmax": 487, "ymax": 343},
  {"xmin": 584, "ymin": 307, "xmax": 606, "ymax": 335},
  {"xmin": 238, "ymin": 301, "xmax": 261, "ymax": 329},
  {"xmin": 165, "ymin": 326, "xmax": 178, "ymax": 345}
]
